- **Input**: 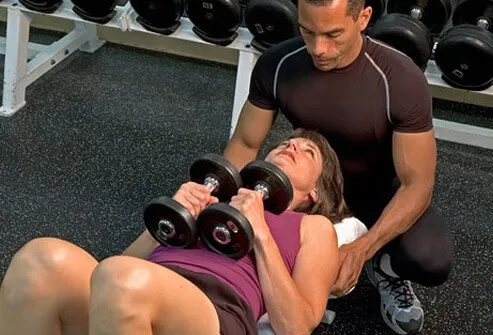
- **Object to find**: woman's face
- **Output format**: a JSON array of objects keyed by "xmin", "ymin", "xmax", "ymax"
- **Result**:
[{"xmin": 265, "ymin": 137, "xmax": 324, "ymax": 198}]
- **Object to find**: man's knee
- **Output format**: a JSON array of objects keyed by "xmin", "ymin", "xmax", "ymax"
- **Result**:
[
  {"xmin": 397, "ymin": 247, "xmax": 452, "ymax": 286},
  {"xmin": 389, "ymin": 207, "xmax": 454, "ymax": 286},
  {"xmin": 1, "ymin": 237, "xmax": 76, "ymax": 305}
]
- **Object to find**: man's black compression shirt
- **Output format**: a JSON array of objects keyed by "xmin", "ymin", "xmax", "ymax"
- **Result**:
[{"xmin": 248, "ymin": 35, "xmax": 433, "ymax": 206}]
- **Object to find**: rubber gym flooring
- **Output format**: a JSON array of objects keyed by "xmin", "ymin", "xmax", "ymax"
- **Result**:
[{"xmin": 0, "ymin": 24, "xmax": 492, "ymax": 335}]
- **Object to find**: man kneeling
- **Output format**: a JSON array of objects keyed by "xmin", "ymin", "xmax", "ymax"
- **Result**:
[{"xmin": 0, "ymin": 128, "xmax": 352, "ymax": 335}]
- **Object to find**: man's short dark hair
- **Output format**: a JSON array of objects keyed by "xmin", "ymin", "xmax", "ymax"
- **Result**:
[{"xmin": 304, "ymin": 0, "xmax": 365, "ymax": 21}]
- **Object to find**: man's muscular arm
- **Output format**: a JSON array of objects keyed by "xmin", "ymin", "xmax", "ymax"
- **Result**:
[
  {"xmin": 332, "ymin": 130, "xmax": 436, "ymax": 295},
  {"xmin": 332, "ymin": 59, "xmax": 436, "ymax": 295},
  {"xmin": 224, "ymin": 45, "xmax": 279, "ymax": 170},
  {"xmin": 361, "ymin": 129, "xmax": 437, "ymax": 259},
  {"xmin": 223, "ymin": 101, "xmax": 275, "ymax": 171}
]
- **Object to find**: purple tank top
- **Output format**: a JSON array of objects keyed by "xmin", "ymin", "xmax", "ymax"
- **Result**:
[{"xmin": 147, "ymin": 210, "xmax": 304, "ymax": 320}]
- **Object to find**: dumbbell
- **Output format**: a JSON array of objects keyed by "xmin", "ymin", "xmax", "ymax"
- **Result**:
[
  {"xmin": 18, "ymin": 0, "xmax": 62, "ymax": 13},
  {"xmin": 434, "ymin": 0, "xmax": 493, "ymax": 91},
  {"xmin": 130, "ymin": 0, "xmax": 185, "ymax": 35},
  {"xmin": 185, "ymin": 0, "xmax": 242, "ymax": 46},
  {"xmin": 197, "ymin": 160, "xmax": 293, "ymax": 259},
  {"xmin": 71, "ymin": 0, "xmax": 120, "ymax": 24},
  {"xmin": 366, "ymin": 0, "xmax": 386, "ymax": 27},
  {"xmin": 368, "ymin": 0, "xmax": 452, "ymax": 71},
  {"xmin": 144, "ymin": 153, "xmax": 242, "ymax": 248},
  {"xmin": 244, "ymin": 0, "xmax": 299, "ymax": 52}
]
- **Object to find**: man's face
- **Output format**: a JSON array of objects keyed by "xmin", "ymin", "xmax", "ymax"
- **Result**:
[{"xmin": 298, "ymin": 0, "xmax": 371, "ymax": 71}]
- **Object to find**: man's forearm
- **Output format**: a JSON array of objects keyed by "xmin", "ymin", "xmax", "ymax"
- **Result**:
[
  {"xmin": 254, "ymin": 236, "xmax": 315, "ymax": 335},
  {"xmin": 122, "ymin": 230, "xmax": 160, "ymax": 259},
  {"xmin": 362, "ymin": 184, "xmax": 432, "ymax": 260},
  {"xmin": 223, "ymin": 137, "xmax": 259, "ymax": 171}
]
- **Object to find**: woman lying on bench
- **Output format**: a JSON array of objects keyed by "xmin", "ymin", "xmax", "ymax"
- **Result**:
[{"xmin": 0, "ymin": 128, "xmax": 353, "ymax": 335}]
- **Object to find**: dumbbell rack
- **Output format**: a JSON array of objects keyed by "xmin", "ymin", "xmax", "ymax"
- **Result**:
[
  {"xmin": 0, "ymin": 0, "xmax": 128, "ymax": 117},
  {"xmin": 0, "ymin": 0, "xmax": 492, "ymax": 150}
]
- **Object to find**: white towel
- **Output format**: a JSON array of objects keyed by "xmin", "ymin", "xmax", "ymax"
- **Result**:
[
  {"xmin": 257, "ymin": 217, "xmax": 368, "ymax": 334},
  {"xmin": 328, "ymin": 217, "xmax": 369, "ymax": 298},
  {"xmin": 334, "ymin": 217, "xmax": 369, "ymax": 248}
]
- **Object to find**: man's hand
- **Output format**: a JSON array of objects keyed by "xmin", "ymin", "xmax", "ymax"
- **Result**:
[
  {"xmin": 229, "ymin": 188, "xmax": 271, "ymax": 243},
  {"xmin": 172, "ymin": 182, "xmax": 219, "ymax": 218},
  {"xmin": 331, "ymin": 239, "xmax": 369, "ymax": 296}
]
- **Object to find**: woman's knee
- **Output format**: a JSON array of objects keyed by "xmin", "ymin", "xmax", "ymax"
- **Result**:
[
  {"xmin": 90, "ymin": 256, "xmax": 154, "ymax": 307},
  {"xmin": 1, "ymin": 237, "xmax": 79, "ymax": 305}
]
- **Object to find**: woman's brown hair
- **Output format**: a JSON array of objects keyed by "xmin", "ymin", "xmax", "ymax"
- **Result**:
[{"xmin": 267, "ymin": 128, "xmax": 352, "ymax": 223}]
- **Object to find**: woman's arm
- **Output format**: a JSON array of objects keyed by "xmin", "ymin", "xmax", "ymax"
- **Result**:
[
  {"xmin": 255, "ymin": 215, "xmax": 339, "ymax": 335},
  {"xmin": 122, "ymin": 182, "xmax": 219, "ymax": 259},
  {"xmin": 122, "ymin": 229, "xmax": 160, "ymax": 259}
]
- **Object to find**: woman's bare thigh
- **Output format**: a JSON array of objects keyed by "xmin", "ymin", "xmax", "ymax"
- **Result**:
[
  {"xmin": 89, "ymin": 256, "xmax": 221, "ymax": 335},
  {"xmin": 0, "ymin": 237, "xmax": 99, "ymax": 335}
]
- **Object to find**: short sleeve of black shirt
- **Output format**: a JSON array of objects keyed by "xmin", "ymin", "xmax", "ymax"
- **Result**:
[
  {"xmin": 388, "ymin": 58, "xmax": 434, "ymax": 133},
  {"xmin": 247, "ymin": 48, "xmax": 280, "ymax": 111}
]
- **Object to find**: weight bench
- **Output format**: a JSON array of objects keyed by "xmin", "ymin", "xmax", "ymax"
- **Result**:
[{"xmin": 256, "ymin": 217, "xmax": 369, "ymax": 334}]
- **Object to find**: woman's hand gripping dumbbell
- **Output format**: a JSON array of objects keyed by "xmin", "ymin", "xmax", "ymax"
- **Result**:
[
  {"xmin": 143, "ymin": 153, "xmax": 242, "ymax": 248},
  {"xmin": 197, "ymin": 160, "xmax": 294, "ymax": 259}
]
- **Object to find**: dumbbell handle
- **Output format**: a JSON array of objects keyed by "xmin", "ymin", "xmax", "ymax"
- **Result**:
[
  {"xmin": 477, "ymin": 17, "xmax": 490, "ymax": 30},
  {"xmin": 211, "ymin": 182, "xmax": 269, "ymax": 245},
  {"xmin": 157, "ymin": 220, "xmax": 176, "ymax": 239},
  {"xmin": 253, "ymin": 182, "xmax": 270, "ymax": 200},
  {"xmin": 203, "ymin": 176, "xmax": 219, "ymax": 194},
  {"xmin": 410, "ymin": 6, "xmax": 424, "ymax": 21},
  {"xmin": 155, "ymin": 176, "xmax": 219, "ymax": 240}
]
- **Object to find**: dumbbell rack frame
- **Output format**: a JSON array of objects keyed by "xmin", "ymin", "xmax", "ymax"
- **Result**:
[
  {"xmin": 0, "ymin": 1, "xmax": 123, "ymax": 116},
  {"xmin": 0, "ymin": 0, "xmax": 492, "ymax": 150}
]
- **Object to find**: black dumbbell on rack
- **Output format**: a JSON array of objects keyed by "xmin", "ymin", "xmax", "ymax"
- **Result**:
[
  {"xmin": 71, "ymin": 0, "xmax": 120, "ymax": 24},
  {"xmin": 368, "ymin": 0, "xmax": 452, "ymax": 71},
  {"xmin": 185, "ymin": 0, "xmax": 243, "ymax": 46},
  {"xmin": 144, "ymin": 154, "xmax": 242, "ymax": 248},
  {"xmin": 366, "ymin": 0, "xmax": 386, "ymax": 28},
  {"xmin": 130, "ymin": 0, "xmax": 185, "ymax": 35},
  {"xmin": 244, "ymin": 0, "xmax": 299, "ymax": 52},
  {"xmin": 18, "ymin": 0, "xmax": 62, "ymax": 13},
  {"xmin": 434, "ymin": 0, "xmax": 493, "ymax": 91},
  {"xmin": 197, "ymin": 160, "xmax": 293, "ymax": 259}
]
